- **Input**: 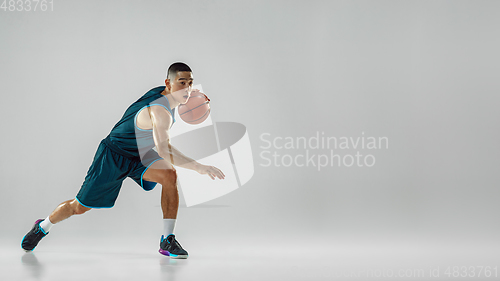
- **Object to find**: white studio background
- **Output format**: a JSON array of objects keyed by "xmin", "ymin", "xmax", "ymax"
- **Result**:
[{"xmin": 1, "ymin": 0, "xmax": 499, "ymax": 264}]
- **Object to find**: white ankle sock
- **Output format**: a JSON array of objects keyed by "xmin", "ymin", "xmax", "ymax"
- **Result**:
[
  {"xmin": 163, "ymin": 219, "xmax": 176, "ymax": 236},
  {"xmin": 40, "ymin": 216, "xmax": 54, "ymax": 233}
]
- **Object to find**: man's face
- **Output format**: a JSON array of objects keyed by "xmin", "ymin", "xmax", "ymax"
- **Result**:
[{"xmin": 167, "ymin": 71, "xmax": 194, "ymax": 104}]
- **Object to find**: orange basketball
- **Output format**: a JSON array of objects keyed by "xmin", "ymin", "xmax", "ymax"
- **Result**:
[{"xmin": 178, "ymin": 91, "xmax": 211, "ymax": 124}]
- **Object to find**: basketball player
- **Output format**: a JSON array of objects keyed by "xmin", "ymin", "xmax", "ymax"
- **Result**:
[{"xmin": 21, "ymin": 62, "xmax": 225, "ymax": 259}]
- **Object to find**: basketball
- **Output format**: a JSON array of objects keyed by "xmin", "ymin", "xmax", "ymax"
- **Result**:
[{"xmin": 178, "ymin": 90, "xmax": 211, "ymax": 124}]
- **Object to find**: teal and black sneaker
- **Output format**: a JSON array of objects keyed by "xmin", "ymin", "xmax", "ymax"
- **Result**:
[
  {"xmin": 159, "ymin": 234, "xmax": 188, "ymax": 259},
  {"xmin": 21, "ymin": 219, "xmax": 49, "ymax": 252}
]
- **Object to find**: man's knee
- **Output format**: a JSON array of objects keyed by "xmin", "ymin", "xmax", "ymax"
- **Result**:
[
  {"xmin": 72, "ymin": 200, "xmax": 91, "ymax": 215},
  {"xmin": 160, "ymin": 169, "xmax": 177, "ymax": 186}
]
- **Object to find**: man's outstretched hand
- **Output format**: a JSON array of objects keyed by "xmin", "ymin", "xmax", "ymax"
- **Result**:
[{"xmin": 196, "ymin": 164, "xmax": 225, "ymax": 180}]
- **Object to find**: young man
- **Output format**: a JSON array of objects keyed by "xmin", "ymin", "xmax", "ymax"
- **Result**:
[{"xmin": 21, "ymin": 62, "xmax": 225, "ymax": 259}]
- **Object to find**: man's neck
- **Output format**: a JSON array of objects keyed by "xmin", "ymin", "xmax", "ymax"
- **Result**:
[{"xmin": 161, "ymin": 89, "xmax": 179, "ymax": 110}]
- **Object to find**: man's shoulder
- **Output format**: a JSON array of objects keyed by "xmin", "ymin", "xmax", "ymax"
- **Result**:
[
  {"xmin": 149, "ymin": 104, "xmax": 173, "ymax": 117},
  {"xmin": 148, "ymin": 104, "xmax": 174, "ymax": 128}
]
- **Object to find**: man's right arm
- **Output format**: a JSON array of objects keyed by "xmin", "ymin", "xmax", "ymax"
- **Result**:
[
  {"xmin": 149, "ymin": 106, "xmax": 176, "ymax": 161},
  {"xmin": 149, "ymin": 106, "xmax": 198, "ymax": 169},
  {"xmin": 149, "ymin": 106, "xmax": 225, "ymax": 180}
]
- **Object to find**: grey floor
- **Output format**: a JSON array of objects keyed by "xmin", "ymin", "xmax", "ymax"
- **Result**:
[
  {"xmin": 3, "ymin": 193, "xmax": 499, "ymax": 281},
  {"xmin": 2, "ymin": 231, "xmax": 499, "ymax": 281}
]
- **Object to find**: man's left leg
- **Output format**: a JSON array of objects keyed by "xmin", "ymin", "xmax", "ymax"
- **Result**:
[{"xmin": 142, "ymin": 160, "xmax": 188, "ymax": 259}]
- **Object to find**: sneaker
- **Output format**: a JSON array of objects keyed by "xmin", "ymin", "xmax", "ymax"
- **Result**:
[
  {"xmin": 21, "ymin": 219, "xmax": 49, "ymax": 252},
  {"xmin": 159, "ymin": 234, "xmax": 188, "ymax": 259}
]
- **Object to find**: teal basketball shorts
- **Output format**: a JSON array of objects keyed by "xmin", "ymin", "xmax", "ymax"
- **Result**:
[{"xmin": 76, "ymin": 136, "xmax": 163, "ymax": 208}]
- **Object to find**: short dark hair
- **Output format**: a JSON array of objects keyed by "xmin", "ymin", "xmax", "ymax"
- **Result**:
[{"xmin": 167, "ymin": 62, "xmax": 192, "ymax": 81}]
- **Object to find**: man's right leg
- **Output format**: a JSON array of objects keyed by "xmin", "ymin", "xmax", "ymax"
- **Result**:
[
  {"xmin": 49, "ymin": 199, "xmax": 92, "ymax": 224},
  {"xmin": 22, "ymin": 138, "xmax": 126, "ymax": 252},
  {"xmin": 21, "ymin": 199, "xmax": 91, "ymax": 252}
]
